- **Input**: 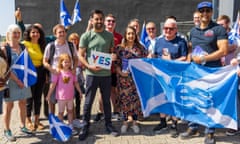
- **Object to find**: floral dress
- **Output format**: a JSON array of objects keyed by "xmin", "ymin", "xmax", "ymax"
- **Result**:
[{"xmin": 115, "ymin": 44, "xmax": 147, "ymax": 120}]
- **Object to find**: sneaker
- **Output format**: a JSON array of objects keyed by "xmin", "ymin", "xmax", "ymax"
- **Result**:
[
  {"xmin": 170, "ymin": 124, "xmax": 178, "ymax": 138},
  {"xmin": 4, "ymin": 130, "xmax": 16, "ymax": 142},
  {"xmin": 204, "ymin": 133, "xmax": 215, "ymax": 144},
  {"xmin": 131, "ymin": 125, "xmax": 140, "ymax": 134},
  {"xmin": 180, "ymin": 128, "xmax": 200, "ymax": 139},
  {"xmin": 121, "ymin": 124, "xmax": 128, "ymax": 133},
  {"xmin": 72, "ymin": 129, "xmax": 79, "ymax": 136},
  {"xmin": 78, "ymin": 126, "xmax": 89, "ymax": 141},
  {"xmin": 153, "ymin": 123, "xmax": 167, "ymax": 134},
  {"xmin": 72, "ymin": 119, "xmax": 84, "ymax": 129},
  {"xmin": 94, "ymin": 113, "xmax": 104, "ymax": 122},
  {"xmin": 106, "ymin": 124, "xmax": 119, "ymax": 137},
  {"xmin": 112, "ymin": 112, "xmax": 121, "ymax": 120},
  {"xmin": 226, "ymin": 129, "xmax": 240, "ymax": 136},
  {"xmin": 20, "ymin": 126, "xmax": 33, "ymax": 135}
]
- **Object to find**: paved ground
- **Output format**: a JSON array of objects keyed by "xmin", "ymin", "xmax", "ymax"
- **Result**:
[{"xmin": 0, "ymin": 91, "xmax": 240, "ymax": 144}]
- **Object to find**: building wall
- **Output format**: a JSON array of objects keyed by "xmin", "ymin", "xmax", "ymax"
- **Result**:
[{"xmin": 16, "ymin": 0, "xmax": 207, "ymax": 36}]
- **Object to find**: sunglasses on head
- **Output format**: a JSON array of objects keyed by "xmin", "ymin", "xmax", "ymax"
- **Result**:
[{"xmin": 199, "ymin": 8, "xmax": 212, "ymax": 13}]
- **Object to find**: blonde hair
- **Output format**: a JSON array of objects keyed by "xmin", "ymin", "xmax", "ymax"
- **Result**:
[
  {"xmin": 6, "ymin": 24, "xmax": 22, "ymax": 42},
  {"xmin": 68, "ymin": 33, "xmax": 79, "ymax": 41},
  {"xmin": 57, "ymin": 53, "xmax": 72, "ymax": 70}
]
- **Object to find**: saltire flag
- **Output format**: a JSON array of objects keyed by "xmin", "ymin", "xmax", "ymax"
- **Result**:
[
  {"xmin": 140, "ymin": 21, "xmax": 149, "ymax": 50},
  {"xmin": 60, "ymin": 0, "xmax": 72, "ymax": 28},
  {"xmin": 11, "ymin": 50, "xmax": 37, "ymax": 87},
  {"xmin": 71, "ymin": 0, "xmax": 82, "ymax": 25},
  {"xmin": 228, "ymin": 11, "xmax": 240, "ymax": 45},
  {"xmin": 129, "ymin": 58, "xmax": 238, "ymax": 130},
  {"xmin": 49, "ymin": 113, "xmax": 72, "ymax": 142}
]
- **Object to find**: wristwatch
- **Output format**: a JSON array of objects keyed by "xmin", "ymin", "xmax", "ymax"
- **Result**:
[{"xmin": 200, "ymin": 55, "xmax": 206, "ymax": 65}]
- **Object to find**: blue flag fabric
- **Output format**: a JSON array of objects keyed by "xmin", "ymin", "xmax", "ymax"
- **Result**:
[
  {"xmin": 49, "ymin": 113, "xmax": 72, "ymax": 142},
  {"xmin": 228, "ymin": 12, "xmax": 240, "ymax": 45},
  {"xmin": 72, "ymin": 0, "xmax": 82, "ymax": 25},
  {"xmin": 129, "ymin": 58, "xmax": 238, "ymax": 130},
  {"xmin": 60, "ymin": 0, "xmax": 72, "ymax": 28},
  {"xmin": 140, "ymin": 22, "xmax": 149, "ymax": 49},
  {"xmin": 11, "ymin": 50, "xmax": 37, "ymax": 87}
]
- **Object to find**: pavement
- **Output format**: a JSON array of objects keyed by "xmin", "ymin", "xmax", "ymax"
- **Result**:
[{"xmin": 0, "ymin": 91, "xmax": 240, "ymax": 144}]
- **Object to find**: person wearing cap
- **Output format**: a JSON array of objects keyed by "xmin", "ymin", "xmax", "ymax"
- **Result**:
[{"xmin": 180, "ymin": 1, "xmax": 228, "ymax": 144}]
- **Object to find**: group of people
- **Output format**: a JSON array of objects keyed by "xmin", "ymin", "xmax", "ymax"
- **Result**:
[{"xmin": 0, "ymin": 1, "xmax": 239, "ymax": 144}]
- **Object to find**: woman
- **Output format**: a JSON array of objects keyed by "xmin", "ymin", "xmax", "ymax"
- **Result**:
[
  {"xmin": 22, "ymin": 25, "xmax": 46, "ymax": 131},
  {"xmin": 2, "ymin": 24, "xmax": 32, "ymax": 142},
  {"xmin": 115, "ymin": 26, "xmax": 147, "ymax": 134}
]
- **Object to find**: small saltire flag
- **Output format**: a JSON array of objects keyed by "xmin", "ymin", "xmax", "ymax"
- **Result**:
[
  {"xmin": 49, "ymin": 113, "xmax": 72, "ymax": 142},
  {"xmin": 140, "ymin": 22, "xmax": 149, "ymax": 50},
  {"xmin": 71, "ymin": 0, "xmax": 82, "ymax": 25},
  {"xmin": 228, "ymin": 12, "xmax": 240, "ymax": 45},
  {"xmin": 129, "ymin": 58, "xmax": 238, "ymax": 130},
  {"xmin": 60, "ymin": 0, "xmax": 72, "ymax": 28},
  {"xmin": 11, "ymin": 50, "xmax": 37, "ymax": 87}
]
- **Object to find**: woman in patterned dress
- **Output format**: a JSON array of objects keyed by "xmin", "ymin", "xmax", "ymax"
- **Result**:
[{"xmin": 115, "ymin": 26, "xmax": 147, "ymax": 134}]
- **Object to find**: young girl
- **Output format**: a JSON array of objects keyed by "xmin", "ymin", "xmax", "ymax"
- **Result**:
[{"xmin": 46, "ymin": 53, "xmax": 82, "ymax": 135}]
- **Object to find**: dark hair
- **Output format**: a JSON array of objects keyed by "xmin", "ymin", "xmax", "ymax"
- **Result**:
[
  {"xmin": 24, "ymin": 25, "xmax": 46, "ymax": 52},
  {"xmin": 166, "ymin": 15, "xmax": 177, "ymax": 21},
  {"xmin": 121, "ymin": 26, "xmax": 144, "ymax": 49},
  {"xmin": 90, "ymin": 9, "xmax": 104, "ymax": 18}
]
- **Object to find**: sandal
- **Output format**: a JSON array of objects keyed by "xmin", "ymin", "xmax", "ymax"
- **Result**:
[
  {"xmin": 35, "ymin": 122, "xmax": 45, "ymax": 130},
  {"xmin": 26, "ymin": 122, "xmax": 35, "ymax": 131}
]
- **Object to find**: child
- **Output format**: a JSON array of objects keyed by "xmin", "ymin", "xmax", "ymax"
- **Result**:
[{"xmin": 46, "ymin": 53, "xmax": 82, "ymax": 135}]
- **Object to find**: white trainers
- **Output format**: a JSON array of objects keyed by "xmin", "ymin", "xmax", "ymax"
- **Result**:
[
  {"xmin": 72, "ymin": 119, "xmax": 84, "ymax": 129},
  {"xmin": 131, "ymin": 125, "xmax": 140, "ymax": 133},
  {"xmin": 121, "ymin": 125, "xmax": 128, "ymax": 133}
]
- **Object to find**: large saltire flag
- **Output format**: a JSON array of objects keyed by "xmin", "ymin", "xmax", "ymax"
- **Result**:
[
  {"xmin": 71, "ymin": 0, "xmax": 82, "ymax": 25},
  {"xmin": 49, "ymin": 113, "xmax": 72, "ymax": 142},
  {"xmin": 60, "ymin": 0, "xmax": 72, "ymax": 28},
  {"xmin": 228, "ymin": 11, "xmax": 240, "ymax": 45},
  {"xmin": 129, "ymin": 58, "xmax": 239, "ymax": 130},
  {"xmin": 11, "ymin": 49, "xmax": 37, "ymax": 87},
  {"xmin": 140, "ymin": 22, "xmax": 149, "ymax": 50}
]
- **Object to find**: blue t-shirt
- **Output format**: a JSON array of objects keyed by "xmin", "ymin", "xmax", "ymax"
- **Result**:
[
  {"xmin": 153, "ymin": 36, "xmax": 188, "ymax": 59},
  {"xmin": 190, "ymin": 21, "xmax": 228, "ymax": 67}
]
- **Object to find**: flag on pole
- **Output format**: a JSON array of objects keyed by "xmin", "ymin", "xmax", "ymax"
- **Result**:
[
  {"xmin": 72, "ymin": 0, "xmax": 82, "ymax": 25},
  {"xmin": 140, "ymin": 21, "xmax": 149, "ymax": 49},
  {"xmin": 228, "ymin": 12, "xmax": 240, "ymax": 45},
  {"xmin": 60, "ymin": 0, "xmax": 72, "ymax": 28},
  {"xmin": 129, "ymin": 58, "xmax": 238, "ymax": 130},
  {"xmin": 49, "ymin": 113, "xmax": 72, "ymax": 142},
  {"xmin": 11, "ymin": 50, "xmax": 37, "ymax": 87}
]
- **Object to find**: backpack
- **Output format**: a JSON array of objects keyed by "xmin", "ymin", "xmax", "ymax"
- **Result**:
[{"xmin": 48, "ymin": 41, "xmax": 75, "ymax": 65}]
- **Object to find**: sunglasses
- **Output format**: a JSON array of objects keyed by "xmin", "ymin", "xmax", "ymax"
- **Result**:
[
  {"xmin": 199, "ymin": 8, "xmax": 212, "ymax": 13},
  {"xmin": 163, "ymin": 27, "xmax": 176, "ymax": 31},
  {"xmin": 106, "ymin": 19, "xmax": 115, "ymax": 23},
  {"xmin": 147, "ymin": 27, "xmax": 155, "ymax": 30}
]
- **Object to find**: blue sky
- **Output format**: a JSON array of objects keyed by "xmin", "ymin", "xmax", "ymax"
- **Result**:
[{"xmin": 0, "ymin": 0, "xmax": 15, "ymax": 36}]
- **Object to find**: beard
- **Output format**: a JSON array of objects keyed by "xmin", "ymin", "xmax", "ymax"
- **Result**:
[{"xmin": 94, "ymin": 23, "xmax": 103, "ymax": 30}]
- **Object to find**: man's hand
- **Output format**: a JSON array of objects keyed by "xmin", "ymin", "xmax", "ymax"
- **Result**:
[{"xmin": 15, "ymin": 7, "xmax": 22, "ymax": 22}]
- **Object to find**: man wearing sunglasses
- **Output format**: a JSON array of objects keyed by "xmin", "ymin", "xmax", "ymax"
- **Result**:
[{"xmin": 180, "ymin": 1, "xmax": 228, "ymax": 144}]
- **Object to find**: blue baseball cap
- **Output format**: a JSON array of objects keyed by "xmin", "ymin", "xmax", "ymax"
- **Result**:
[{"xmin": 197, "ymin": 1, "xmax": 213, "ymax": 10}]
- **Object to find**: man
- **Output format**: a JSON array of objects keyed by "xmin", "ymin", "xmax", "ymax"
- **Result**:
[
  {"xmin": 78, "ymin": 9, "xmax": 119, "ymax": 141},
  {"xmin": 152, "ymin": 18, "xmax": 188, "ymax": 138},
  {"xmin": 145, "ymin": 21, "xmax": 157, "ymax": 55},
  {"xmin": 43, "ymin": 24, "xmax": 78, "ymax": 116},
  {"xmin": 217, "ymin": 15, "xmax": 237, "ymax": 66},
  {"xmin": 94, "ymin": 13, "xmax": 123, "ymax": 121},
  {"xmin": 180, "ymin": 2, "xmax": 228, "ymax": 144}
]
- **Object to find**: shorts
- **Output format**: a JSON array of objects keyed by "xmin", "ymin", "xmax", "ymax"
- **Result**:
[
  {"xmin": 58, "ymin": 99, "xmax": 74, "ymax": 113},
  {"xmin": 111, "ymin": 73, "xmax": 117, "ymax": 87}
]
